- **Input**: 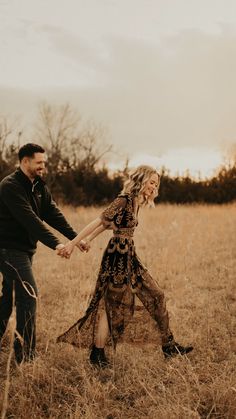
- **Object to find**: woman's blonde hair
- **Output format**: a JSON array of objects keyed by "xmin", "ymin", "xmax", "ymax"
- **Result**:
[{"xmin": 121, "ymin": 165, "xmax": 160, "ymax": 207}]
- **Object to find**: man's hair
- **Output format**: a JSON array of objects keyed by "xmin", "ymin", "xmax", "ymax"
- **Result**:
[{"xmin": 18, "ymin": 143, "xmax": 45, "ymax": 162}]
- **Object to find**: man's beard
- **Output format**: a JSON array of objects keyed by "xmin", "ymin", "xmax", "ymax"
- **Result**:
[{"xmin": 30, "ymin": 169, "xmax": 43, "ymax": 179}]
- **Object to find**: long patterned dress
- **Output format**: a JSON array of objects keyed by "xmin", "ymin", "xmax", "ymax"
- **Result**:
[{"xmin": 57, "ymin": 193, "xmax": 173, "ymax": 349}]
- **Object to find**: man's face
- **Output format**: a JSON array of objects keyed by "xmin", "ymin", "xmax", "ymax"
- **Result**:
[{"xmin": 25, "ymin": 152, "xmax": 46, "ymax": 179}]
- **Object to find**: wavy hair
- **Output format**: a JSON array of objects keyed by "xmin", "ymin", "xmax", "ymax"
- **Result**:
[{"xmin": 121, "ymin": 165, "xmax": 160, "ymax": 207}]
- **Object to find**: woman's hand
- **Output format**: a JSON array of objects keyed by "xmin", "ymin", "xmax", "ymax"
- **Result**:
[{"xmin": 77, "ymin": 239, "xmax": 91, "ymax": 252}]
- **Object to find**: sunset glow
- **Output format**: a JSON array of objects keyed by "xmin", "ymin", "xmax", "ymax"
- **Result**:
[{"xmin": 128, "ymin": 147, "xmax": 224, "ymax": 179}]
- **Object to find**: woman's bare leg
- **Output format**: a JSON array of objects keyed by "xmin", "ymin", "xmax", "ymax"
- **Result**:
[{"xmin": 95, "ymin": 310, "xmax": 109, "ymax": 348}]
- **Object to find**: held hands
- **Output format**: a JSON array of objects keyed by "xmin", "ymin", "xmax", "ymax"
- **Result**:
[
  {"xmin": 56, "ymin": 239, "xmax": 91, "ymax": 259},
  {"xmin": 55, "ymin": 243, "xmax": 70, "ymax": 259},
  {"xmin": 57, "ymin": 241, "xmax": 75, "ymax": 258}
]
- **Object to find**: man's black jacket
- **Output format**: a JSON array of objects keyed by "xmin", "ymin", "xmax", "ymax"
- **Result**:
[{"xmin": 0, "ymin": 168, "xmax": 77, "ymax": 254}]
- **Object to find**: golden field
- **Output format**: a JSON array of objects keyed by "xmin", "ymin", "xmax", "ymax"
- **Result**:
[{"xmin": 0, "ymin": 204, "xmax": 236, "ymax": 419}]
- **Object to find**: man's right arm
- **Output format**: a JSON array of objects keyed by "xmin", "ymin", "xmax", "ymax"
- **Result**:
[{"xmin": 1, "ymin": 182, "xmax": 61, "ymax": 250}]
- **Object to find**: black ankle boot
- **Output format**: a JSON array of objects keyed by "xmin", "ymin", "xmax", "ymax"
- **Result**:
[
  {"xmin": 162, "ymin": 342, "xmax": 193, "ymax": 358},
  {"xmin": 89, "ymin": 345, "xmax": 109, "ymax": 368}
]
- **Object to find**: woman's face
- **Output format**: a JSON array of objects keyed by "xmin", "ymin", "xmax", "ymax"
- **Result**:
[{"xmin": 142, "ymin": 173, "xmax": 159, "ymax": 198}]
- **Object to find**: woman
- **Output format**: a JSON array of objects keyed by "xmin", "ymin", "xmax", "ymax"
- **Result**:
[{"xmin": 57, "ymin": 165, "xmax": 193, "ymax": 366}]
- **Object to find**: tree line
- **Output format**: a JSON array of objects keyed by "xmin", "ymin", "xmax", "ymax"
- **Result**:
[{"xmin": 0, "ymin": 104, "xmax": 235, "ymax": 205}]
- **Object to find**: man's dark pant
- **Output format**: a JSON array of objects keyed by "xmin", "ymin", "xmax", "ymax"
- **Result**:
[{"xmin": 0, "ymin": 249, "xmax": 38, "ymax": 363}]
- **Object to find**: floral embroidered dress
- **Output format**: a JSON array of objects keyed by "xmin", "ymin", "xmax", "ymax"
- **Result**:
[{"xmin": 57, "ymin": 194, "xmax": 172, "ymax": 348}]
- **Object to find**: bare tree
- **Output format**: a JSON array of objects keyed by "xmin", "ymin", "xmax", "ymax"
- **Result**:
[
  {"xmin": 73, "ymin": 121, "xmax": 112, "ymax": 171},
  {"xmin": 35, "ymin": 103, "xmax": 80, "ymax": 152},
  {"xmin": 34, "ymin": 103, "xmax": 82, "ymax": 188},
  {"xmin": 0, "ymin": 115, "xmax": 23, "ymax": 178},
  {"xmin": 34, "ymin": 102, "xmax": 113, "ymax": 191},
  {"xmin": 0, "ymin": 115, "xmax": 23, "ymax": 157}
]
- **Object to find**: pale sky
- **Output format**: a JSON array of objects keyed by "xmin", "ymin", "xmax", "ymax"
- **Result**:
[{"xmin": 1, "ymin": 0, "xmax": 236, "ymax": 177}]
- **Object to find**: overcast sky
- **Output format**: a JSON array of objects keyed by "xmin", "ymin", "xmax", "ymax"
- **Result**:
[{"xmin": 1, "ymin": 0, "xmax": 236, "ymax": 177}]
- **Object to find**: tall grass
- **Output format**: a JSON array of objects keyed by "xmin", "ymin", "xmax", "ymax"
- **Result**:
[{"xmin": 0, "ymin": 204, "xmax": 236, "ymax": 418}]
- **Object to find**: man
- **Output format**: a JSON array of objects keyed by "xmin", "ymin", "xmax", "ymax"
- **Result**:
[{"xmin": 0, "ymin": 143, "xmax": 79, "ymax": 364}]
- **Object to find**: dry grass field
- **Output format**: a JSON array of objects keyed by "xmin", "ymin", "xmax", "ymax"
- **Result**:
[{"xmin": 0, "ymin": 204, "xmax": 236, "ymax": 419}]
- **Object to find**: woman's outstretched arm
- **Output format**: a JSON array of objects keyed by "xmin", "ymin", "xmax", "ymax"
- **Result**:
[
  {"xmin": 86, "ymin": 224, "xmax": 107, "ymax": 242},
  {"xmin": 73, "ymin": 217, "xmax": 103, "ymax": 245},
  {"xmin": 58, "ymin": 217, "xmax": 104, "ymax": 257},
  {"xmin": 76, "ymin": 224, "xmax": 107, "ymax": 251}
]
